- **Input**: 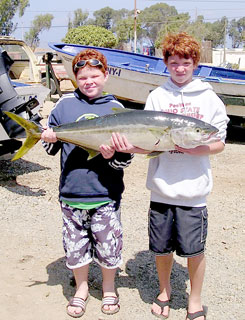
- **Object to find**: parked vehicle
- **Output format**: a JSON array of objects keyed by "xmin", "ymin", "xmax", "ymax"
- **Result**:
[
  {"xmin": 0, "ymin": 36, "xmax": 49, "ymax": 160},
  {"xmin": 0, "ymin": 36, "xmax": 51, "ymax": 103}
]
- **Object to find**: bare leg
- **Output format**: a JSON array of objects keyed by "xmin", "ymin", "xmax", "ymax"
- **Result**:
[
  {"xmin": 101, "ymin": 266, "xmax": 118, "ymax": 312},
  {"xmin": 151, "ymin": 253, "xmax": 173, "ymax": 317},
  {"xmin": 67, "ymin": 264, "xmax": 89, "ymax": 316},
  {"xmin": 187, "ymin": 253, "xmax": 206, "ymax": 320}
]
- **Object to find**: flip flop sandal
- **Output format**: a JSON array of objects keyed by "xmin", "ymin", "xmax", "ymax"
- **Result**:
[
  {"xmin": 66, "ymin": 294, "xmax": 90, "ymax": 318},
  {"xmin": 186, "ymin": 309, "xmax": 206, "ymax": 320},
  {"xmin": 151, "ymin": 297, "xmax": 170, "ymax": 319},
  {"xmin": 101, "ymin": 295, "xmax": 120, "ymax": 315}
]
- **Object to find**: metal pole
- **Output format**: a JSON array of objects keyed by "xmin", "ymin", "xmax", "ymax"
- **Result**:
[
  {"xmin": 223, "ymin": 19, "xmax": 227, "ymax": 63},
  {"xmin": 134, "ymin": 0, "xmax": 137, "ymax": 53}
]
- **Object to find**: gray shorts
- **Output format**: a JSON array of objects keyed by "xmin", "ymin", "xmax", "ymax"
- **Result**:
[
  {"xmin": 149, "ymin": 201, "xmax": 208, "ymax": 257},
  {"xmin": 61, "ymin": 201, "xmax": 123, "ymax": 269}
]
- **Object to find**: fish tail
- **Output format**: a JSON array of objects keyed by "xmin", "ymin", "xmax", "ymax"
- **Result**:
[{"xmin": 4, "ymin": 111, "xmax": 41, "ymax": 161}]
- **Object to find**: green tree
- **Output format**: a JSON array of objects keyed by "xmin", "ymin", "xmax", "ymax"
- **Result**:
[
  {"xmin": 101, "ymin": 8, "xmax": 134, "ymax": 47},
  {"xmin": 18, "ymin": 0, "xmax": 29, "ymax": 17},
  {"xmin": 24, "ymin": 14, "xmax": 53, "ymax": 49},
  {"xmin": 205, "ymin": 17, "xmax": 227, "ymax": 48},
  {"xmin": 229, "ymin": 17, "xmax": 245, "ymax": 48},
  {"xmin": 138, "ymin": 3, "xmax": 179, "ymax": 43},
  {"xmin": 184, "ymin": 15, "xmax": 212, "ymax": 43},
  {"xmin": 62, "ymin": 25, "xmax": 117, "ymax": 48},
  {"xmin": 155, "ymin": 13, "xmax": 190, "ymax": 48},
  {"xmin": 68, "ymin": 9, "xmax": 89, "ymax": 29},
  {"xmin": 228, "ymin": 19, "xmax": 241, "ymax": 48},
  {"xmin": 116, "ymin": 16, "xmax": 136, "ymax": 47},
  {"xmin": 93, "ymin": 6, "xmax": 115, "ymax": 29},
  {"xmin": 0, "ymin": 0, "xmax": 29, "ymax": 35},
  {"xmin": 110, "ymin": 8, "xmax": 132, "ymax": 33}
]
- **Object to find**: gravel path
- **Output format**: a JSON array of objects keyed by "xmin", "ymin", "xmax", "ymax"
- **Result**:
[{"xmin": 0, "ymin": 101, "xmax": 244, "ymax": 320}]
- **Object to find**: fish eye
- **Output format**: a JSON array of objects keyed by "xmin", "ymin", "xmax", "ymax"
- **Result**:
[{"xmin": 195, "ymin": 127, "xmax": 201, "ymax": 133}]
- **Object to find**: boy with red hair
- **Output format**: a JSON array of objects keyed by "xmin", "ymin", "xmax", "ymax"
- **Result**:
[
  {"xmin": 41, "ymin": 48, "xmax": 133, "ymax": 318},
  {"xmin": 111, "ymin": 33, "xmax": 229, "ymax": 319}
]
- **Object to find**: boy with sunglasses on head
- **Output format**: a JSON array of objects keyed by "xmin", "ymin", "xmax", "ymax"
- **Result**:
[{"xmin": 41, "ymin": 49, "xmax": 133, "ymax": 318}]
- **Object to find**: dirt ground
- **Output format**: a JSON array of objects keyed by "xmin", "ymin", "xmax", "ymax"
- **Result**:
[{"xmin": 0, "ymin": 99, "xmax": 244, "ymax": 320}]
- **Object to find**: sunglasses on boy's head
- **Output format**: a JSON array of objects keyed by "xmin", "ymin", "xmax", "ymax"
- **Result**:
[{"xmin": 73, "ymin": 59, "xmax": 104, "ymax": 72}]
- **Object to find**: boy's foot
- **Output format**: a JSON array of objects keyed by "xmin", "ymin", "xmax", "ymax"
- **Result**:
[
  {"xmin": 67, "ymin": 294, "xmax": 90, "ymax": 318},
  {"xmin": 151, "ymin": 296, "xmax": 170, "ymax": 319},
  {"xmin": 187, "ymin": 300, "xmax": 206, "ymax": 320},
  {"xmin": 101, "ymin": 293, "xmax": 120, "ymax": 315},
  {"xmin": 186, "ymin": 309, "xmax": 206, "ymax": 320}
]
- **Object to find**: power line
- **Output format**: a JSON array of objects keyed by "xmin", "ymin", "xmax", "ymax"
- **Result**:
[
  {"xmin": 25, "ymin": 8, "xmax": 245, "ymax": 13},
  {"xmin": 15, "ymin": 25, "xmax": 69, "ymax": 29},
  {"xmin": 14, "ymin": 14, "xmax": 245, "ymax": 30},
  {"xmin": 26, "ymin": 10, "xmax": 73, "ymax": 12},
  {"xmin": 146, "ymin": 0, "xmax": 245, "ymax": 3},
  {"xmin": 24, "ymin": 10, "xmax": 98, "ymax": 14}
]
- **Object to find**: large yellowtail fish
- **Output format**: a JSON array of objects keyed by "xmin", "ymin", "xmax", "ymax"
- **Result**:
[{"xmin": 4, "ymin": 109, "xmax": 219, "ymax": 161}]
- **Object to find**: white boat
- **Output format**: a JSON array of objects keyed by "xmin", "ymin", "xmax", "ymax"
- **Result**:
[{"xmin": 49, "ymin": 42, "xmax": 245, "ymax": 117}]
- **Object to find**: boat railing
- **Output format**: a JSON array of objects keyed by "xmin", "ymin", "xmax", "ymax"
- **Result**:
[
  {"xmin": 113, "ymin": 62, "xmax": 154, "ymax": 73},
  {"xmin": 113, "ymin": 61, "xmax": 169, "ymax": 75},
  {"xmin": 203, "ymin": 76, "xmax": 222, "ymax": 82},
  {"xmin": 201, "ymin": 76, "xmax": 245, "ymax": 84}
]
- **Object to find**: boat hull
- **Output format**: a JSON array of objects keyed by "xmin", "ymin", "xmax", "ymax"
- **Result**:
[
  {"xmin": 50, "ymin": 48, "xmax": 167, "ymax": 103},
  {"xmin": 49, "ymin": 43, "xmax": 245, "ymax": 108}
]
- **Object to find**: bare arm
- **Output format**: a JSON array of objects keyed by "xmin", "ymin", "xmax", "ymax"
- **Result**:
[{"xmin": 175, "ymin": 140, "xmax": 225, "ymax": 156}]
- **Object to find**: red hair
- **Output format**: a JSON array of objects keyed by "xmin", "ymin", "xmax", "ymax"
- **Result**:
[
  {"xmin": 162, "ymin": 32, "xmax": 201, "ymax": 66},
  {"xmin": 72, "ymin": 48, "xmax": 108, "ymax": 76}
]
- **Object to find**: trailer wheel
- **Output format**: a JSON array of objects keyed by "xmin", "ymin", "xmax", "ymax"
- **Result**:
[{"xmin": 41, "ymin": 77, "xmax": 57, "ymax": 95}]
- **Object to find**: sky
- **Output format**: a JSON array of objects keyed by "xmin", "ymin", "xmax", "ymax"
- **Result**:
[{"xmin": 12, "ymin": 0, "xmax": 245, "ymax": 49}]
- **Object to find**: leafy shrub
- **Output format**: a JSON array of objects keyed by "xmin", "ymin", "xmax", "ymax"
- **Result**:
[{"xmin": 62, "ymin": 25, "xmax": 117, "ymax": 48}]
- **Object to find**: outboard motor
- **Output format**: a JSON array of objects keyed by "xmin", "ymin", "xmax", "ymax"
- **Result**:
[{"xmin": 0, "ymin": 48, "xmax": 40, "ymax": 138}]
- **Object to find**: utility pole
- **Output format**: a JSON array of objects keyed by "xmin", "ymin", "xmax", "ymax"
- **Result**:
[
  {"xmin": 134, "ymin": 0, "xmax": 137, "ymax": 53},
  {"xmin": 223, "ymin": 19, "xmax": 227, "ymax": 63}
]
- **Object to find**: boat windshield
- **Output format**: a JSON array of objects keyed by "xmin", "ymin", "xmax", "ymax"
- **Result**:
[{"xmin": 0, "ymin": 44, "xmax": 29, "ymax": 61}]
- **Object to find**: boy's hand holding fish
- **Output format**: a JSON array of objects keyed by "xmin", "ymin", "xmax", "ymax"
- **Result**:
[
  {"xmin": 41, "ymin": 126, "xmax": 57, "ymax": 143},
  {"xmin": 110, "ymin": 132, "xmax": 149, "ymax": 154}
]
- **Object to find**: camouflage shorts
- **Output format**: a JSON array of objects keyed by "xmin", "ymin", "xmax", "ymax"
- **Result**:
[{"xmin": 61, "ymin": 201, "xmax": 123, "ymax": 269}]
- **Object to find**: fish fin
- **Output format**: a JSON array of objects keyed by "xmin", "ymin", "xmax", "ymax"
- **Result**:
[
  {"xmin": 146, "ymin": 151, "xmax": 164, "ymax": 158},
  {"xmin": 111, "ymin": 107, "xmax": 134, "ymax": 113},
  {"xmin": 149, "ymin": 128, "xmax": 169, "ymax": 137},
  {"xmin": 82, "ymin": 147, "xmax": 100, "ymax": 160},
  {"xmin": 4, "ymin": 111, "xmax": 41, "ymax": 161}
]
